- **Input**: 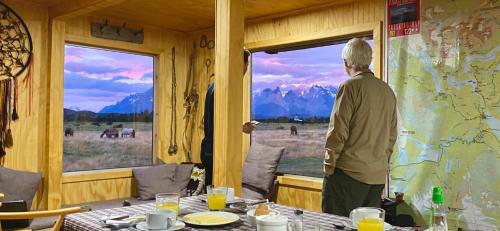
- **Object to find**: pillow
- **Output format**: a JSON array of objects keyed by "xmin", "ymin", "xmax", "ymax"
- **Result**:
[
  {"xmin": 0, "ymin": 167, "xmax": 42, "ymax": 210},
  {"xmin": 155, "ymin": 158, "xmax": 166, "ymax": 165},
  {"xmin": 132, "ymin": 164, "xmax": 177, "ymax": 200},
  {"xmin": 242, "ymin": 143, "xmax": 284, "ymax": 194},
  {"xmin": 175, "ymin": 164, "xmax": 194, "ymax": 196}
]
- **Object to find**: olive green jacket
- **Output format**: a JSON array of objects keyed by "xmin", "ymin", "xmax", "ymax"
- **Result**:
[{"xmin": 324, "ymin": 72, "xmax": 397, "ymax": 185}]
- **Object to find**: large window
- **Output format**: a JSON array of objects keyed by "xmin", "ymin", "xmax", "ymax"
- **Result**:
[
  {"xmin": 251, "ymin": 39, "xmax": 373, "ymax": 178},
  {"xmin": 63, "ymin": 45, "xmax": 154, "ymax": 172}
]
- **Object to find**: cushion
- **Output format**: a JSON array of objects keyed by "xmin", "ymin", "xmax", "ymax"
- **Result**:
[
  {"xmin": 175, "ymin": 164, "xmax": 194, "ymax": 196},
  {"xmin": 0, "ymin": 167, "xmax": 42, "ymax": 210},
  {"xmin": 242, "ymin": 143, "xmax": 284, "ymax": 194},
  {"xmin": 241, "ymin": 185, "xmax": 266, "ymax": 200},
  {"xmin": 155, "ymin": 160, "xmax": 194, "ymax": 196},
  {"xmin": 132, "ymin": 164, "xmax": 177, "ymax": 200}
]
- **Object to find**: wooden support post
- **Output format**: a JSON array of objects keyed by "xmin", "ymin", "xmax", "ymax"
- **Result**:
[
  {"xmin": 213, "ymin": 0, "xmax": 245, "ymax": 195},
  {"xmin": 47, "ymin": 19, "xmax": 65, "ymax": 210}
]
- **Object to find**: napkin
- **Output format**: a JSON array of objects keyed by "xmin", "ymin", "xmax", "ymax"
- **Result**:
[{"xmin": 102, "ymin": 215, "xmax": 145, "ymax": 228}]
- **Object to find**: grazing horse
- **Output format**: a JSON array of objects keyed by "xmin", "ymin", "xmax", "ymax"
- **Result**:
[
  {"xmin": 121, "ymin": 128, "xmax": 135, "ymax": 138},
  {"xmin": 100, "ymin": 128, "xmax": 119, "ymax": 138},
  {"xmin": 290, "ymin": 125, "xmax": 298, "ymax": 135},
  {"xmin": 64, "ymin": 128, "xmax": 74, "ymax": 137}
]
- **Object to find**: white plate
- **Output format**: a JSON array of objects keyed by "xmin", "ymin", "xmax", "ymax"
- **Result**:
[
  {"xmin": 345, "ymin": 220, "xmax": 393, "ymax": 231},
  {"xmin": 182, "ymin": 211, "xmax": 240, "ymax": 226},
  {"xmin": 135, "ymin": 221, "xmax": 185, "ymax": 231}
]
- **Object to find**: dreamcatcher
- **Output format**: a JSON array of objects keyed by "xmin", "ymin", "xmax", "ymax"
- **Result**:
[{"xmin": 0, "ymin": 1, "xmax": 33, "ymax": 161}]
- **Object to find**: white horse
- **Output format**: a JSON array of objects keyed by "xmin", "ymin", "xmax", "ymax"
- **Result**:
[{"xmin": 121, "ymin": 128, "xmax": 135, "ymax": 138}]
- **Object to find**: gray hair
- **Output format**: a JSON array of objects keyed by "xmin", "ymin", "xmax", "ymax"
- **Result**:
[{"xmin": 342, "ymin": 38, "xmax": 372, "ymax": 69}]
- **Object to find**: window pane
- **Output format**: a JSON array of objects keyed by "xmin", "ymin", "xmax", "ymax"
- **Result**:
[
  {"xmin": 251, "ymin": 39, "xmax": 373, "ymax": 178},
  {"xmin": 63, "ymin": 45, "xmax": 154, "ymax": 172}
]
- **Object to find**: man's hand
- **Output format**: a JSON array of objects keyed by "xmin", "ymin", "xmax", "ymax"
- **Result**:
[{"xmin": 242, "ymin": 122, "xmax": 256, "ymax": 134}]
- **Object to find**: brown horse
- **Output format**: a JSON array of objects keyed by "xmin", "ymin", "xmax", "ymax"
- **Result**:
[
  {"xmin": 100, "ymin": 128, "xmax": 119, "ymax": 138},
  {"xmin": 290, "ymin": 125, "xmax": 298, "ymax": 135},
  {"xmin": 64, "ymin": 128, "xmax": 74, "ymax": 137}
]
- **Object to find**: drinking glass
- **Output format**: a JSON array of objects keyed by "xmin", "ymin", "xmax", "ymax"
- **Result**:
[
  {"xmin": 350, "ymin": 207, "xmax": 385, "ymax": 231},
  {"xmin": 206, "ymin": 186, "xmax": 227, "ymax": 211},
  {"xmin": 156, "ymin": 193, "xmax": 180, "ymax": 215}
]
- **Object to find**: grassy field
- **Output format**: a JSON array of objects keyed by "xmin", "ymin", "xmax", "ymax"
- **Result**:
[
  {"xmin": 63, "ymin": 121, "xmax": 328, "ymax": 177},
  {"xmin": 63, "ymin": 122, "xmax": 152, "ymax": 172},
  {"xmin": 252, "ymin": 122, "xmax": 328, "ymax": 178}
]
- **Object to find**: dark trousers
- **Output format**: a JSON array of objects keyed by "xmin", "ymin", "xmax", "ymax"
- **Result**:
[
  {"xmin": 201, "ymin": 154, "xmax": 213, "ymax": 186},
  {"xmin": 322, "ymin": 168, "xmax": 384, "ymax": 217},
  {"xmin": 200, "ymin": 138, "xmax": 213, "ymax": 186}
]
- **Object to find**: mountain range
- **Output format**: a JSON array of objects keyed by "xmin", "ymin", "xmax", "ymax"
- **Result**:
[
  {"xmin": 65, "ymin": 85, "xmax": 337, "ymax": 119},
  {"xmin": 98, "ymin": 88, "xmax": 154, "ymax": 113},
  {"xmin": 252, "ymin": 85, "xmax": 338, "ymax": 119}
]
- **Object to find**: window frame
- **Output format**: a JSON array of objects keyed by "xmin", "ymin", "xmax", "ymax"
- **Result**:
[
  {"xmin": 244, "ymin": 21, "xmax": 384, "ymax": 182},
  {"xmin": 55, "ymin": 34, "xmax": 165, "ymax": 177},
  {"xmin": 62, "ymin": 43, "xmax": 156, "ymax": 172}
]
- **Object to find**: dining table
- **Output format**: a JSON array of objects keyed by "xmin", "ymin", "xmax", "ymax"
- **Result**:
[{"xmin": 62, "ymin": 195, "xmax": 415, "ymax": 231}]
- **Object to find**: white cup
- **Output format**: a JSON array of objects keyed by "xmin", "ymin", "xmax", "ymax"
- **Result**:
[
  {"xmin": 226, "ymin": 187, "xmax": 235, "ymax": 202},
  {"xmin": 146, "ymin": 210, "xmax": 176, "ymax": 229}
]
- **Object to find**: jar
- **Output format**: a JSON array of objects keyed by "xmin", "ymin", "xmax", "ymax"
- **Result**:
[{"xmin": 256, "ymin": 214, "xmax": 288, "ymax": 231}]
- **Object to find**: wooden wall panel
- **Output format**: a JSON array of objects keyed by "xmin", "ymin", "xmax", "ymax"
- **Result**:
[
  {"xmin": 276, "ymin": 186, "xmax": 322, "ymax": 212},
  {"xmin": 2, "ymin": 0, "xmax": 50, "ymax": 210},
  {"xmin": 185, "ymin": 27, "xmax": 252, "ymax": 171},
  {"xmin": 275, "ymin": 176, "xmax": 323, "ymax": 212},
  {"xmin": 62, "ymin": 177, "xmax": 135, "ymax": 205},
  {"xmin": 185, "ymin": 29, "xmax": 215, "ymax": 164},
  {"xmin": 245, "ymin": 0, "xmax": 384, "ymax": 43}
]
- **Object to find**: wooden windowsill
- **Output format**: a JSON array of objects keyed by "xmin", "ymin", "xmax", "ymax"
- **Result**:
[
  {"xmin": 62, "ymin": 168, "xmax": 135, "ymax": 184},
  {"xmin": 277, "ymin": 175, "xmax": 323, "ymax": 190}
]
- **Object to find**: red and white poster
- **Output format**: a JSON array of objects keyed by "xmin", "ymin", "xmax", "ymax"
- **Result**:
[{"xmin": 387, "ymin": 0, "xmax": 420, "ymax": 37}]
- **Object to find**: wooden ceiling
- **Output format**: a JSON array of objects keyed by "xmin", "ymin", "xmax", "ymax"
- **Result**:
[{"xmin": 25, "ymin": 0, "xmax": 349, "ymax": 31}]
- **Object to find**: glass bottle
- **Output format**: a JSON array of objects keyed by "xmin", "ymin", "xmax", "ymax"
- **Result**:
[
  {"xmin": 428, "ymin": 186, "xmax": 448, "ymax": 231},
  {"xmin": 289, "ymin": 209, "xmax": 304, "ymax": 231}
]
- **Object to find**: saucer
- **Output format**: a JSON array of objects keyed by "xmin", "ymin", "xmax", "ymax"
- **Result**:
[{"xmin": 135, "ymin": 220, "xmax": 185, "ymax": 231}]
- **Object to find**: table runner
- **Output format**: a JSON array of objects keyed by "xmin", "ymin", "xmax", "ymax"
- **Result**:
[{"xmin": 63, "ymin": 195, "xmax": 414, "ymax": 231}]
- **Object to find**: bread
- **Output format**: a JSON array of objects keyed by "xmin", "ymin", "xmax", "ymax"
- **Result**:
[{"xmin": 254, "ymin": 204, "xmax": 270, "ymax": 216}]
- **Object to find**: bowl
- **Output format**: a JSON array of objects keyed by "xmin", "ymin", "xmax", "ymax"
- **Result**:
[{"xmin": 246, "ymin": 209, "xmax": 280, "ymax": 228}]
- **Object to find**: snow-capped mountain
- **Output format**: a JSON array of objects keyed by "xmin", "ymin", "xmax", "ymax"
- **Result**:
[
  {"xmin": 99, "ymin": 88, "xmax": 154, "ymax": 114},
  {"xmin": 252, "ymin": 85, "xmax": 337, "ymax": 119}
]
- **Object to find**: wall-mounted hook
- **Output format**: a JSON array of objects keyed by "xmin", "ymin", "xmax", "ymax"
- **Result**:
[
  {"xmin": 134, "ymin": 29, "xmax": 144, "ymax": 37},
  {"xmin": 91, "ymin": 20, "xmax": 144, "ymax": 44}
]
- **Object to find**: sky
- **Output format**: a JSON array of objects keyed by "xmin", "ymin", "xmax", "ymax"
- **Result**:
[
  {"xmin": 252, "ymin": 39, "xmax": 373, "ymax": 94},
  {"xmin": 64, "ymin": 39, "xmax": 371, "ymax": 112},
  {"xmin": 64, "ymin": 45, "xmax": 154, "ymax": 112}
]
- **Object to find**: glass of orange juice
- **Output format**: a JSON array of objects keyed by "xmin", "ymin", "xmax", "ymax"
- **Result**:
[
  {"xmin": 350, "ymin": 207, "xmax": 385, "ymax": 231},
  {"xmin": 357, "ymin": 217, "xmax": 384, "ymax": 231},
  {"xmin": 207, "ymin": 186, "xmax": 227, "ymax": 211},
  {"xmin": 156, "ymin": 193, "xmax": 180, "ymax": 215}
]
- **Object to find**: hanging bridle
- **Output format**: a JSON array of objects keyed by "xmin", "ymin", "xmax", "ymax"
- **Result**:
[{"xmin": 168, "ymin": 47, "xmax": 178, "ymax": 155}]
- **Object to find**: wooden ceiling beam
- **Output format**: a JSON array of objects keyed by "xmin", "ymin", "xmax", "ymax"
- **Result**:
[{"xmin": 49, "ymin": 0, "xmax": 125, "ymax": 20}]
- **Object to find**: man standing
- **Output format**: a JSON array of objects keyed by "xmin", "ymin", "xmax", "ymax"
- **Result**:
[
  {"xmin": 322, "ymin": 38, "xmax": 397, "ymax": 216},
  {"xmin": 201, "ymin": 49, "xmax": 254, "ymax": 186}
]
